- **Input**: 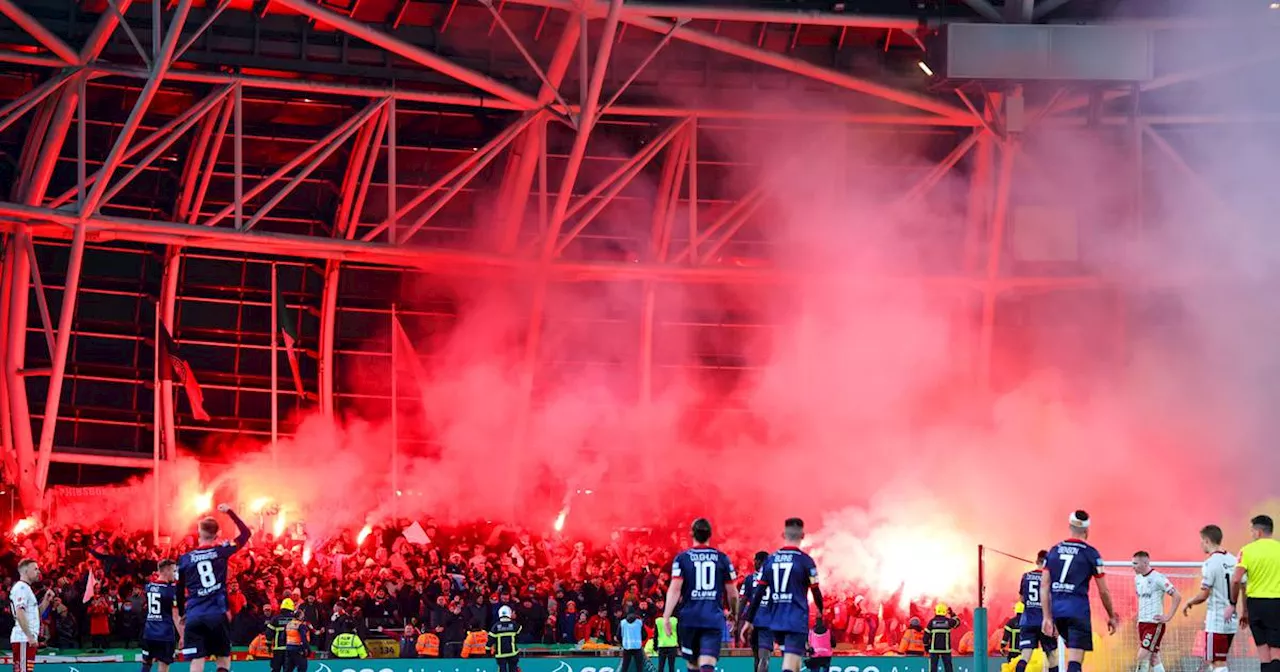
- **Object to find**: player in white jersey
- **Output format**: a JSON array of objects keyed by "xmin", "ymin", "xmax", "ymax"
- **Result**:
[
  {"xmin": 1132, "ymin": 551, "xmax": 1181, "ymax": 672},
  {"xmin": 11, "ymin": 559, "xmax": 53, "ymax": 672},
  {"xmin": 1184, "ymin": 525, "xmax": 1240, "ymax": 672}
]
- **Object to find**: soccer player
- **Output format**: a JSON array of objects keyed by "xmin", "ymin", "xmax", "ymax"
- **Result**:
[
  {"xmin": 179, "ymin": 503, "xmax": 251, "ymax": 672},
  {"xmin": 10, "ymin": 559, "xmax": 52, "ymax": 672},
  {"xmin": 662, "ymin": 518, "xmax": 738, "ymax": 672},
  {"xmin": 1132, "ymin": 550, "xmax": 1181, "ymax": 672},
  {"xmin": 1182, "ymin": 524, "xmax": 1238, "ymax": 672},
  {"xmin": 741, "ymin": 551, "xmax": 770, "ymax": 666},
  {"xmin": 1015, "ymin": 550, "xmax": 1058, "ymax": 672},
  {"xmin": 142, "ymin": 560, "xmax": 181, "ymax": 672},
  {"xmin": 743, "ymin": 518, "xmax": 824, "ymax": 672},
  {"xmin": 1228, "ymin": 515, "xmax": 1280, "ymax": 672},
  {"xmin": 1041, "ymin": 510, "xmax": 1119, "ymax": 672}
]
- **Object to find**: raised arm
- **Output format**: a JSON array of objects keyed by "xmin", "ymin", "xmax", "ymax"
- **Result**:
[{"xmin": 219, "ymin": 504, "xmax": 252, "ymax": 548}]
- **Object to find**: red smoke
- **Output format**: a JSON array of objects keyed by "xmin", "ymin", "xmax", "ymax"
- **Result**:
[{"xmin": 50, "ymin": 11, "xmax": 1280, "ymax": 610}]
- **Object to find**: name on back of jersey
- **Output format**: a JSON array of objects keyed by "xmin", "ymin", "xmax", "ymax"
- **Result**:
[{"xmin": 185, "ymin": 547, "xmax": 225, "ymax": 598}]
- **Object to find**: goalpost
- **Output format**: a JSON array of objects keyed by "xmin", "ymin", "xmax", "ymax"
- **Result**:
[
  {"xmin": 1090, "ymin": 560, "xmax": 1257, "ymax": 672},
  {"xmin": 977, "ymin": 548, "xmax": 1259, "ymax": 672}
]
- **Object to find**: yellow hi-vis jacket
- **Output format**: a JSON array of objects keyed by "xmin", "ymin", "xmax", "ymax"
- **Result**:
[{"xmin": 330, "ymin": 632, "xmax": 368, "ymax": 659}]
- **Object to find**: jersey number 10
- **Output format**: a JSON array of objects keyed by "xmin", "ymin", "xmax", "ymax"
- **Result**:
[{"xmin": 694, "ymin": 561, "xmax": 718, "ymax": 592}]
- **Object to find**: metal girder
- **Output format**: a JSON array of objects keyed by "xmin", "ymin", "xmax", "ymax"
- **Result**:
[
  {"xmin": 34, "ymin": 0, "xmax": 196, "ymax": 495},
  {"xmin": 0, "ymin": 54, "xmax": 983, "ymax": 126},
  {"xmin": 958, "ymin": 0, "xmax": 1003, "ymax": 23},
  {"xmin": 499, "ymin": 0, "xmax": 921, "ymax": 30},
  {"xmin": 270, "ymin": 0, "xmax": 538, "ymax": 109},
  {"xmin": 618, "ymin": 15, "xmax": 973, "ymax": 122},
  {"xmin": 0, "ymin": 0, "xmax": 79, "ymax": 64},
  {"xmin": 494, "ymin": 18, "xmax": 582, "ymax": 253}
]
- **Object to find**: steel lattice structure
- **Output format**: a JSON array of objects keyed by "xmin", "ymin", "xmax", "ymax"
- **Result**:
[{"xmin": 0, "ymin": 0, "xmax": 1273, "ymax": 513}]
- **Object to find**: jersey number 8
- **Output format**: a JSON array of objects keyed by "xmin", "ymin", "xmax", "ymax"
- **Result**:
[{"xmin": 196, "ymin": 560, "xmax": 218, "ymax": 589}]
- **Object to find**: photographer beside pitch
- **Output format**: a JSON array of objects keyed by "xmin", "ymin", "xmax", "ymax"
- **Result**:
[{"xmin": 1229, "ymin": 515, "xmax": 1280, "ymax": 672}]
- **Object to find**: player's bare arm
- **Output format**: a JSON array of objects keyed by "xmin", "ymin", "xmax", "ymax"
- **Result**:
[
  {"xmin": 14, "ymin": 605, "xmax": 35, "ymax": 642},
  {"xmin": 1097, "ymin": 574, "xmax": 1120, "ymax": 634},
  {"xmin": 1159, "ymin": 584, "xmax": 1181, "ymax": 623},
  {"xmin": 1041, "ymin": 580, "xmax": 1056, "ymax": 638},
  {"xmin": 1183, "ymin": 585, "xmax": 1211, "ymax": 617},
  {"xmin": 724, "ymin": 576, "xmax": 740, "ymax": 629},
  {"xmin": 811, "ymin": 584, "xmax": 825, "ymax": 627},
  {"xmin": 662, "ymin": 576, "xmax": 682, "ymax": 637},
  {"xmin": 1226, "ymin": 565, "xmax": 1246, "ymax": 623}
]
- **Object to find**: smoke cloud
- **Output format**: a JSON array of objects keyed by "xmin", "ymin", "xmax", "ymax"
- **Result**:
[{"xmin": 54, "ymin": 4, "xmax": 1280, "ymax": 608}]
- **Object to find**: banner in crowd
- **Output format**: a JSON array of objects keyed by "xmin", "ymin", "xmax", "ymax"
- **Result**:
[{"xmin": 17, "ymin": 656, "xmax": 1005, "ymax": 672}]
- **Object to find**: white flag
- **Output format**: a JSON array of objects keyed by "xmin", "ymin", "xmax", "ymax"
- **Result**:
[
  {"xmin": 83, "ymin": 571, "xmax": 97, "ymax": 604},
  {"xmin": 402, "ymin": 521, "xmax": 430, "ymax": 546}
]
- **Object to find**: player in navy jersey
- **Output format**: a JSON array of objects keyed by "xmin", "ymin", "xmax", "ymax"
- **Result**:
[
  {"xmin": 1015, "ymin": 550, "xmax": 1058, "ymax": 672},
  {"xmin": 740, "ymin": 551, "xmax": 770, "ymax": 664},
  {"xmin": 743, "ymin": 518, "xmax": 824, "ymax": 672},
  {"xmin": 1041, "ymin": 510, "xmax": 1118, "ymax": 672},
  {"xmin": 179, "ymin": 504, "xmax": 251, "ymax": 672},
  {"xmin": 142, "ymin": 560, "xmax": 180, "ymax": 672},
  {"xmin": 661, "ymin": 518, "xmax": 738, "ymax": 672}
]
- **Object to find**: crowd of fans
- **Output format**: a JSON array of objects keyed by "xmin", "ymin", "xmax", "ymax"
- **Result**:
[{"xmin": 0, "ymin": 519, "xmax": 974, "ymax": 656}]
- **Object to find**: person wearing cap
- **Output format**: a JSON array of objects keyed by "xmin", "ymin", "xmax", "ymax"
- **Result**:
[
  {"xmin": 1229, "ymin": 514, "xmax": 1280, "ymax": 672},
  {"xmin": 488, "ymin": 605, "xmax": 521, "ymax": 672},
  {"xmin": 265, "ymin": 598, "xmax": 309, "ymax": 672},
  {"xmin": 1041, "ymin": 510, "xmax": 1118, "ymax": 672}
]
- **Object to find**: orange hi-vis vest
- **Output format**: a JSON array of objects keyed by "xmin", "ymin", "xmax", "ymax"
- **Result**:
[
  {"xmin": 461, "ymin": 630, "xmax": 488, "ymax": 657},
  {"xmin": 249, "ymin": 634, "xmax": 272, "ymax": 659},
  {"xmin": 415, "ymin": 633, "xmax": 440, "ymax": 657},
  {"xmin": 899, "ymin": 629, "xmax": 926, "ymax": 655}
]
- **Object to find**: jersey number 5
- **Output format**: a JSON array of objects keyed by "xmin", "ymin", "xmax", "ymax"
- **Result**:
[
  {"xmin": 694, "ymin": 561, "xmax": 717, "ymax": 591},
  {"xmin": 196, "ymin": 560, "xmax": 218, "ymax": 589},
  {"xmin": 1026, "ymin": 581, "xmax": 1039, "ymax": 604}
]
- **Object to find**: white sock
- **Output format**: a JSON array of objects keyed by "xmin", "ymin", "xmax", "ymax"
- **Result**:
[
  {"xmin": 1152, "ymin": 664, "xmax": 1165, "ymax": 672},
  {"xmin": 1212, "ymin": 666, "xmax": 1228, "ymax": 672},
  {"xmin": 1136, "ymin": 661, "xmax": 1150, "ymax": 672}
]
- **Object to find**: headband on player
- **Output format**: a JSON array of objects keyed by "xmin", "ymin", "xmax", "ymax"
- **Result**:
[{"xmin": 1069, "ymin": 512, "xmax": 1090, "ymax": 528}]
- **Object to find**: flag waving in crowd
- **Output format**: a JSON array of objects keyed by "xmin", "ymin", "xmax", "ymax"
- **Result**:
[
  {"xmin": 159, "ymin": 320, "xmax": 210, "ymax": 422},
  {"xmin": 274, "ymin": 274, "xmax": 305, "ymax": 398}
]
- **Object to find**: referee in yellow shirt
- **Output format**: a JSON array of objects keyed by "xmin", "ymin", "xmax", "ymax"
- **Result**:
[{"xmin": 1230, "ymin": 515, "xmax": 1280, "ymax": 672}]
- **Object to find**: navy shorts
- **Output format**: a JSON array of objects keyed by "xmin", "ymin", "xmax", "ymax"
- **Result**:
[
  {"xmin": 142, "ymin": 638, "xmax": 176, "ymax": 665},
  {"xmin": 677, "ymin": 625, "xmax": 722, "ymax": 662},
  {"xmin": 184, "ymin": 615, "xmax": 232, "ymax": 659},
  {"xmin": 1053, "ymin": 616, "xmax": 1093, "ymax": 651},
  {"xmin": 1016, "ymin": 625, "xmax": 1057, "ymax": 653},
  {"xmin": 758, "ymin": 629, "xmax": 807, "ymax": 656}
]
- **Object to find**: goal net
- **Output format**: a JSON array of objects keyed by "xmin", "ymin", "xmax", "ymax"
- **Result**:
[{"xmin": 1095, "ymin": 560, "xmax": 1258, "ymax": 672}]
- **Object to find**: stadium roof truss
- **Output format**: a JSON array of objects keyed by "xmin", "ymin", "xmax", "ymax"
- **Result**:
[{"xmin": 0, "ymin": 0, "xmax": 1274, "ymax": 511}]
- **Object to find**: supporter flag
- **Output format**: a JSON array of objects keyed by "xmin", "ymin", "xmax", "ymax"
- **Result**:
[
  {"xmin": 83, "ymin": 570, "xmax": 97, "ymax": 603},
  {"xmin": 159, "ymin": 321, "xmax": 211, "ymax": 421},
  {"xmin": 275, "ymin": 278, "xmax": 305, "ymax": 398}
]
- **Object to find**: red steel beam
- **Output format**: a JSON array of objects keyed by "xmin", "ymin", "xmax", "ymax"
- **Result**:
[
  {"xmin": 500, "ymin": 0, "xmax": 922, "ymax": 30},
  {"xmin": 269, "ymin": 0, "xmax": 539, "ymax": 109}
]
